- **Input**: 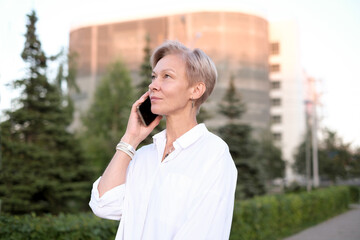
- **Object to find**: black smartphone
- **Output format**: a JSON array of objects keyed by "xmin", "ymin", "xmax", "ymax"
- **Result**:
[{"xmin": 137, "ymin": 96, "xmax": 158, "ymax": 126}]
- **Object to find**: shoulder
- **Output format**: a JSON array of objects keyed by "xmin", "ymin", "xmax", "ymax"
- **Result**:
[
  {"xmin": 194, "ymin": 131, "xmax": 237, "ymax": 186},
  {"xmin": 200, "ymin": 130, "xmax": 230, "ymax": 156},
  {"xmin": 197, "ymin": 130, "xmax": 236, "ymax": 170}
]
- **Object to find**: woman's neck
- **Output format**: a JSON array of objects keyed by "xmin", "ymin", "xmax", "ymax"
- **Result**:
[{"xmin": 165, "ymin": 113, "xmax": 198, "ymax": 144}]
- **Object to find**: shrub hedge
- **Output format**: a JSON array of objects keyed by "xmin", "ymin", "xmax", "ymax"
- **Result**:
[
  {"xmin": 230, "ymin": 185, "xmax": 350, "ymax": 240},
  {"xmin": 0, "ymin": 186, "xmax": 352, "ymax": 240},
  {"xmin": 0, "ymin": 212, "xmax": 118, "ymax": 240}
]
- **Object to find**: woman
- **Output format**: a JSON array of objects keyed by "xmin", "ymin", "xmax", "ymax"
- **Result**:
[{"xmin": 89, "ymin": 40, "xmax": 237, "ymax": 239}]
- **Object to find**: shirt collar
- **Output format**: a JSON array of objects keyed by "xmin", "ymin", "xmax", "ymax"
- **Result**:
[{"xmin": 153, "ymin": 123, "xmax": 208, "ymax": 149}]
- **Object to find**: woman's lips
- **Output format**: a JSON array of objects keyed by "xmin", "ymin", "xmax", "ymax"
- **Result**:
[{"xmin": 150, "ymin": 96, "xmax": 161, "ymax": 102}]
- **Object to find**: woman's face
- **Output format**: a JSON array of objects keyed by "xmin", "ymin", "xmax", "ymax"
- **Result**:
[{"xmin": 149, "ymin": 54, "xmax": 193, "ymax": 116}]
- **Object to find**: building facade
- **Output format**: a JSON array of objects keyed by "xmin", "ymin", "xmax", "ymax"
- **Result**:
[
  {"xmin": 69, "ymin": 10, "xmax": 270, "ymax": 136},
  {"xmin": 268, "ymin": 21, "xmax": 306, "ymax": 182}
]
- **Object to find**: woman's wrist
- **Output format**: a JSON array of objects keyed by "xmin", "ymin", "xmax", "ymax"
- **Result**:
[{"xmin": 120, "ymin": 135, "xmax": 141, "ymax": 150}]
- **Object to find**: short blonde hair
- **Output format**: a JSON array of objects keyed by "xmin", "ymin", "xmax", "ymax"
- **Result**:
[{"xmin": 150, "ymin": 40, "xmax": 217, "ymax": 108}]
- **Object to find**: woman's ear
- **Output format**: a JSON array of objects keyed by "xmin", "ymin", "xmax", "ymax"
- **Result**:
[{"xmin": 191, "ymin": 82, "xmax": 206, "ymax": 100}]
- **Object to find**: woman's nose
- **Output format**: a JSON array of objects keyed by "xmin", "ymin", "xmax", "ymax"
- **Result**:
[{"xmin": 149, "ymin": 77, "xmax": 159, "ymax": 91}]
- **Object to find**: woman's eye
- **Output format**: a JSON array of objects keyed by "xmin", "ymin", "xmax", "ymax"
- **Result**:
[
  {"xmin": 164, "ymin": 74, "xmax": 171, "ymax": 78},
  {"xmin": 151, "ymin": 75, "xmax": 156, "ymax": 80}
]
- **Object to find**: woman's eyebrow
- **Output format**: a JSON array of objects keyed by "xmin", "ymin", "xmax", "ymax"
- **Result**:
[{"xmin": 153, "ymin": 68, "xmax": 176, "ymax": 74}]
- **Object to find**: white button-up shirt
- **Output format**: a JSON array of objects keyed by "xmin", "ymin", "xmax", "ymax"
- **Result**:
[{"xmin": 89, "ymin": 124, "xmax": 237, "ymax": 240}]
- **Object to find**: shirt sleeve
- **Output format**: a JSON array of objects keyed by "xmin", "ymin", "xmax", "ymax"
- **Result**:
[
  {"xmin": 174, "ymin": 152, "xmax": 238, "ymax": 240},
  {"xmin": 89, "ymin": 177, "xmax": 126, "ymax": 221}
]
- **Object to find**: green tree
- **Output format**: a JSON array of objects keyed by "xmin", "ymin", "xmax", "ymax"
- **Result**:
[
  {"xmin": 294, "ymin": 128, "xmax": 355, "ymax": 183},
  {"xmin": 254, "ymin": 130, "xmax": 285, "ymax": 181},
  {"xmin": 81, "ymin": 59, "xmax": 134, "ymax": 175},
  {"xmin": 197, "ymin": 106, "xmax": 212, "ymax": 123},
  {"xmin": 0, "ymin": 10, "xmax": 92, "ymax": 215},
  {"xmin": 254, "ymin": 130, "xmax": 286, "ymax": 188},
  {"xmin": 218, "ymin": 124, "xmax": 265, "ymax": 199},
  {"xmin": 218, "ymin": 76, "xmax": 265, "ymax": 199},
  {"xmin": 218, "ymin": 74, "xmax": 245, "ymax": 121},
  {"xmin": 350, "ymin": 147, "xmax": 360, "ymax": 178}
]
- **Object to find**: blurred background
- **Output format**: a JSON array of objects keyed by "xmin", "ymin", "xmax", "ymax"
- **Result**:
[{"xmin": 0, "ymin": 0, "xmax": 359, "ymax": 239}]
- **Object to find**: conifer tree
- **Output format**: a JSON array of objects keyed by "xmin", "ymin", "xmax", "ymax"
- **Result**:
[
  {"xmin": 81, "ymin": 60, "xmax": 134, "ymax": 175},
  {"xmin": 218, "ymin": 75, "xmax": 265, "ymax": 199},
  {"xmin": 197, "ymin": 106, "xmax": 212, "ymax": 123},
  {"xmin": 218, "ymin": 75, "xmax": 245, "ymax": 121},
  {"xmin": 0, "ymin": 10, "xmax": 92, "ymax": 215}
]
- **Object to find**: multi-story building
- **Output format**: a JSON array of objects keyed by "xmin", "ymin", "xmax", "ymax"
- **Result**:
[{"xmin": 268, "ymin": 21, "xmax": 306, "ymax": 182}]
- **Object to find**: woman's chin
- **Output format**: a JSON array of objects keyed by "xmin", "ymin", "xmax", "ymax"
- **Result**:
[{"xmin": 151, "ymin": 107, "xmax": 164, "ymax": 116}]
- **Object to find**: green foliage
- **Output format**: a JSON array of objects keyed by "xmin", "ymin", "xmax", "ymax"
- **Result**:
[
  {"xmin": 294, "ymin": 128, "xmax": 358, "ymax": 183},
  {"xmin": 197, "ymin": 106, "xmax": 212, "ymax": 123},
  {"xmin": 348, "ymin": 185, "xmax": 360, "ymax": 203},
  {"xmin": 218, "ymin": 75, "xmax": 245, "ymax": 121},
  {"xmin": 283, "ymin": 182, "xmax": 307, "ymax": 194},
  {"xmin": 350, "ymin": 148, "xmax": 360, "ymax": 178},
  {"xmin": 0, "ymin": 212, "xmax": 118, "ymax": 240},
  {"xmin": 0, "ymin": 10, "xmax": 93, "ymax": 215},
  {"xmin": 232, "ymin": 131, "xmax": 286, "ymax": 198},
  {"xmin": 20, "ymin": 11, "xmax": 47, "ymax": 72},
  {"xmin": 81, "ymin": 59, "xmax": 135, "ymax": 175},
  {"xmin": 55, "ymin": 50, "xmax": 79, "ymax": 94},
  {"xmin": 219, "ymin": 124, "xmax": 255, "ymax": 161},
  {"xmin": 218, "ymin": 124, "xmax": 266, "ymax": 199},
  {"xmin": 230, "ymin": 186, "xmax": 350, "ymax": 240},
  {"xmin": 254, "ymin": 131, "xmax": 285, "ymax": 181}
]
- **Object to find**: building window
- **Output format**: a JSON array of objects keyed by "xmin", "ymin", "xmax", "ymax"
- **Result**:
[
  {"xmin": 270, "ymin": 42, "xmax": 280, "ymax": 55},
  {"xmin": 273, "ymin": 133, "xmax": 282, "ymax": 141},
  {"xmin": 270, "ymin": 64, "xmax": 280, "ymax": 73},
  {"xmin": 271, "ymin": 98, "xmax": 281, "ymax": 106},
  {"xmin": 271, "ymin": 81, "xmax": 281, "ymax": 89},
  {"xmin": 271, "ymin": 115, "xmax": 282, "ymax": 124}
]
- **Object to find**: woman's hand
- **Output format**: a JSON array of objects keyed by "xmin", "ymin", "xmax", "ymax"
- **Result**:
[{"xmin": 121, "ymin": 92, "xmax": 162, "ymax": 149}]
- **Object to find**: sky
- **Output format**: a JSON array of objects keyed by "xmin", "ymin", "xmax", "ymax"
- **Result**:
[{"xmin": 1, "ymin": 0, "xmax": 360, "ymax": 148}]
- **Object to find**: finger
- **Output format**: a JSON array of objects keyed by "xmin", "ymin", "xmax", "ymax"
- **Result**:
[
  {"xmin": 148, "ymin": 115, "xmax": 163, "ymax": 129},
  {"xmin": 132, "ymin": 91, "xmax": 150, "ymax": 110},
  {"xmin": 138, "ymin": 91, "xmax": 150, "ymax": 103},
  {"xmin": 141, "ymin": 91, "xmax": 150, "ymax": 99}
]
